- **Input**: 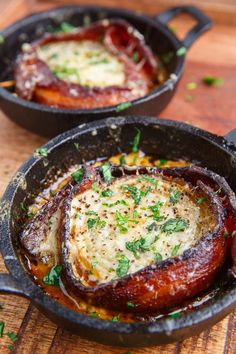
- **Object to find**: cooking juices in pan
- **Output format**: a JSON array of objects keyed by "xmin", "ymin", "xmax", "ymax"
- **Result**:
[
  {"xmin": 20, "ymin": 136, "xmax": 236, "ymax": 322},
  {"xmin": 14, "ymin": 19, "xmax": 166, "ymax": 109}
]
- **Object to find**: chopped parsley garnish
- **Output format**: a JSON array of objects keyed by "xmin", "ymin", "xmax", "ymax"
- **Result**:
[
  {"xmin": 92, "ymin": 182, "xmax": 99, "ymax": 193},
  {"xmin": 7, "ymin": 331, "xmax": 17, "ymax": 343},
  {"xmin": 119, "ymin": 154, "xmax": 127, "ymax": 165},
  {"xmin": 126, "ymin": 301, "xmax": 135, "ymax": 308},
  {"xmin": 147, "ymin": 222, "xmax": 158, "ymax": 232},
  {"xmin": 169, "ymin": 188, "xmax": 181, "ymax": 204},
  {"xmin": 202, "ymin": 76, "xmax": 224, "ymax": 87},
  {"xmin": 100, "ymin": 189, "xmax": 114, "ymax": 197},
  {"xmin": 126, "ymin": 234, "xmax": 157, "ymax": 258},
  {"xmin": 148, "ymin": 201, "xmax": 164, "ymax": 221},
  {"xmin": 161, "ymin": 218, "xmax": 188, "ymax": 234},
  {"xmin": 116, "ymin": 254, "xmax": 130, "ymax": 277},
  {"xmin": 103, "ymin": 199, "xmax": 128, "ymax": 207},
  {"xmin": 101, "ymin": 164, "xmax": 112, "ymax": 184},
  {"xmin": 19, "ymin": 201, "xmax": 27, "ymax": 212},
  {"xmin": 42, "ymin": 265, "xmax": 62, "ymax": 286},
  {"xmin": 35, "ymin": 147, "xmax": 48, "ymax": 157},
  {"xmin": 112, "ymin": 315, "xmax": 120, "ymax": 322},
  {"xmin": 0, "ymin": 322, "xmax": 4, "ymax": 337},
  {"xmin": 170, "ymin": 312, "xmax": 181, "ymax": 318},
  {"xmin": 115, "ymin": 101, "xmax": 132, "ymax": 112},
  {"xmin": 138, "ymin": 175, "xmax": 158, "ymax": 188},
  {"xmin": 132, "ymin": 51, "xmax": 139, "ymax": 62},
  {"xmin": 176, "ymin": 46, "xmax": 187, "ymax": 56},
  {"xmin": 74, "ymin": 143, "xmax": 80, "ymax": 151},
  {"xmin": 154, "ymin": 252, "xmax": 163, "ymax": 262},
  {"xmin": 156, "ymin": 159, "xmax": 167, "ymax": 166},
  {"xmin": 89, "ymin": 311, "xmax": 99, "ymax": 317},
  {"xmin": 71, "ymin": 167, "xmax": 84, "ymax": 183},
  {"xmin": 122, "ymin": 185, "xmax": 151, "ymax": 204},
  {"xmin": 116, "ymin": 211, "xmax": 139, "ymax": 233},
  {"xmin": 196, "ymin": 197, "xmax": 206, "ymax": 204},
  {"xmin": 87, "ymin": 217, "xmax": 106, "ymax": 229},
  {"xmin": 132, "ymin": 128, "xmax": 141, "ymax": 153},
  {"xmin": 85, "ymin": 211, "xmax": 98, "ymax": 215},
  {"xmin": 224, "ymin": 232, "xmax": 232, "ymax": 238},
  {"xmin": 171, "ymin": 244, "xmax": 181, "ymax": 256},
  {"xmin": 59, "ymin": 22, "xmax": 76, "ymax": 33}
]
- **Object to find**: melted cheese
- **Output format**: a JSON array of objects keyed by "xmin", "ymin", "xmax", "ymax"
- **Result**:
[
  {"xmin": 37, "ymin": 40, "xmax": 125, "ymax": 87},
  {"xmin": 69, "ymin": 175, "xmax": 215, "ymax": 286}
]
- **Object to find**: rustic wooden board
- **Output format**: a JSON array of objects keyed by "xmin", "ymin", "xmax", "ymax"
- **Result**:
[{"xmin": 0, "ymin": 1, "xmax": 235, "ymax": 353}]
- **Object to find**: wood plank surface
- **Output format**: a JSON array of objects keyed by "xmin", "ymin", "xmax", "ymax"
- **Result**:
[{"xmin": 0, "ymin": 1, "xmax": 235, "ymax": 353}]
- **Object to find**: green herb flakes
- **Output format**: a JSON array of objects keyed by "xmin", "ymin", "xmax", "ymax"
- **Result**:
[
  {"xmin": 169, "ymin": 188, "xmax": 181, "ymax": 204},
  {"xmin": 196, "ymin": 197, "xmax": 206, "ymax": 204},
  {"xmin": 35, "ymin": 147, "xmax": 48, "ymax": 157},
  {"xmin": 138, "ymin": 175, "xmax": 158, "ymax": 188},
  {"xmin": 116, "ymin": 254, "xmax": 130, "ymax": 277},
  {"xmin": 176, "ymin": 47, "xmax": 187, "ymax": 56},
  {"xmin": 119, "ymin": 154, "xmax": 127, "ymax": 165},
  {"xmin": 156, "ymin": 159, "xmax": 167, "ymax": 166},
  {"xmin": 122, "ymin": 185, "xmax": 151, "ymax": 205},
  {"xmin": 116, "ymin": 101, "xmax": 132, "ymax": 112},
  {"xmin": 74, "ymin": 143, "xmax": 80, "ymax": 151},
  {"xmin": 147, "ymin": 222, "xmax": 158, "ymax": 232},
  {"xmin": 170, "ymin": 312, "xmax": 181, "ymax": 318},
  {"xmin": 43, "ymin": 265, "xmax": 62, "ymax": 286},
  {"xmin": 87, "ymin": 217, "xmax": 106, "ymax": 230},
  {"xmin": 59, "ymin": 22, "xmax": 76, "ymax": 33},
  {"xmin": 101, "ymin": 164, "xmax": 112, "ymax": 184},
  {"xmin": 154, "ymin": 252, "xmax": 163, "ymax": 262},
  {"xmin": 126, "ymin": 301, "xmax": 135, "ymax": 308},
  {"xmin": 92, "ymin": 182, "xmax": 99, "ymax": 193},
  {"xmin": 71, "ymin": 167, "xmax": 84, "ymax": 183},
  {"xmin": 171, "ymin": 244, "xmax": 181, "ymax": 256},
  {"xmin": 224, "ymin": 232, "xmax": 232, "ymax": 238},
  {"xmin": 116, "ymin": 211, "xmax": 139, "ymax": 234},
  {"xmin": 100, "ymin": 189, "xmax": 114, "ymax": 197},
  {"xmin": 161, "ymin": 218, "xmax": 188, "ymax": 234},
  {"xmin": 132, "ymin": 51, "xmax": 139, "ymax": 62},
  {"xmin": 103, "ymin": 199, "xmax": 128, "ymax": 207},
  {"xmin": 7, "ymin": 331, "xmax": 17, "ymax": 343},
  {"xmin": 112, "ymin": 315, "xmax": 120, "ymax": 322},
  {"xmin": 132, "ymin": 128, "xmax": 141, "ymax": 153},
  {"xmin": 19, "ymin": 201, "xmax": 27, "ymax": 212},
  {"xmin": 0, "ymin": 321, "xmax": 4, "ymax": 337},
  {"xmin": 85, "ymin": 211, "xmax": 98, "ymax": 216},
  {"xmin": 148, "ymin": 201, "xmax": 164, "ymax": 221},
  {"xmin": 202, "ymin": 76, "xmax": 224, "ymax": 87}
]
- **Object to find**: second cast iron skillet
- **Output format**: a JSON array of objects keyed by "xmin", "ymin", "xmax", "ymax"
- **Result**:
[
  {"xmin": 0, "ymin": 116, "xmax": 235, "ymax": 347},
  {"xmin": 0, "ymin": 5, "xmax": 212, "ymax": 137}
]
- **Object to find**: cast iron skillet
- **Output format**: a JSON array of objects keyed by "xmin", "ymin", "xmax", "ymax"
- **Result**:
[
  {"xmin": 0, "ymin": 5, "xmax": 212, "ymax": 137},
  {"xmin": 0, "ymin": 116, "xmax": 236, "ymax": 347}
]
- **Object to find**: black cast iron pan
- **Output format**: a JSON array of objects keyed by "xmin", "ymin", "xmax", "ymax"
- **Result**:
[
  {"xmin": 0, "ymin": 5, "xmax": 212, "ymax": 137},
  {"xmin": 0, "ymin": 116, "xmax": 235, "ymax": 347}
]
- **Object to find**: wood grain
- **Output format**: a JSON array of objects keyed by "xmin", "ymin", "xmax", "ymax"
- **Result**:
[{"xmin": 0, "ymin": 1, "xmax": 235, "ymax": 353}]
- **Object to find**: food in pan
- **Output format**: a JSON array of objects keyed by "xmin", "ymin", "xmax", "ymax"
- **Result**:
[
  {"xmin": 14, "ymin": 19, "xmax": 164, "ymax": 109},
  {"xmin": 20, "ymin": 137, "xmax": 236, "ymax": 322}
]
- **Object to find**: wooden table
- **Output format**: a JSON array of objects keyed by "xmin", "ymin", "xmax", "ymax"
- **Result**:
[{"xmin": 0, "ymin": 1, "xmax": 236, "ymax": 353}]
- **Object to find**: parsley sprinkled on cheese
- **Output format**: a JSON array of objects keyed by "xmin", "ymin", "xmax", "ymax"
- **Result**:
[
  {"xmin": 35, "ymin": 147, "xmax": 48, "ymax": 157},
  {"xmin": 161, "ymin": 218, "xmax": 188, "ymax": 234},
  {"xmin": 87, "ymin": 217, "xmax": 106, "ymax": 229},
  {"xmin": 100, "ymin": 189, "xmax": 114, "ymax": 197},
  {"xmin": 148, "ymin": 201, "xmax": 164, "ymax": 221},
  {"xmin": 116, "ymin": 254, "xmax": 130, "ymax": 277},
  {"xmin": 171, "ymin": 244, "xmax": 181, "ymax": 256},
  {"xmin": 169, "ymin": 188, "xmax": 181, "ymax": 204}
]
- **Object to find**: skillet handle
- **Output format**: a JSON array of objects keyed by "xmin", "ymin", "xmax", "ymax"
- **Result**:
[
  {"xmin": 0, "ymin": 273, "xmax": 28, "ymax": 297},
  {"xmin": 154, "ymin": 5, "xmax": 213, "ymax": 48}
]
